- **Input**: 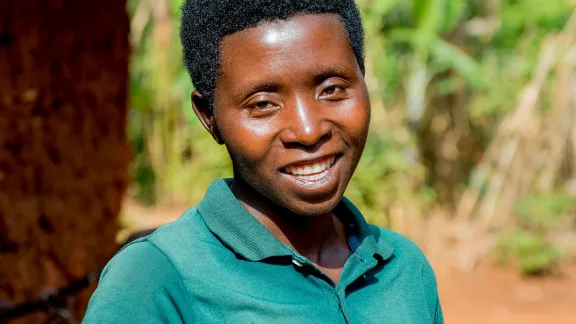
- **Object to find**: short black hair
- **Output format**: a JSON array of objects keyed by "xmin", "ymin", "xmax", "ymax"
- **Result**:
[{"xmin": 180, "ymin": 0, "xmax": 365, "ymax": 110}]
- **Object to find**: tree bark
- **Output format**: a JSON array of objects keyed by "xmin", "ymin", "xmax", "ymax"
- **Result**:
[{"xmin": 0, "ymin": 1, "xmax": 130, "ymax": 322}]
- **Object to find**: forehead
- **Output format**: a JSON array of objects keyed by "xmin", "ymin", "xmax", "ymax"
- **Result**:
[{"xmin": 216, "ymin": 14, "xmax": 357, "ymax": 88}]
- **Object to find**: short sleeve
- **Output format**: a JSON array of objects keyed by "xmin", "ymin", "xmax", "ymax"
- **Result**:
[
  {"xmin": 421, "ymin": 261, "xmax": 443, "ymax": 324},
  {"xmin": 83, "ymin": 240, "xmax": 194, "ymax": 323},
  {"xmin": 434, "ymin": 299, "xmax": 444, "ymax": 324}
]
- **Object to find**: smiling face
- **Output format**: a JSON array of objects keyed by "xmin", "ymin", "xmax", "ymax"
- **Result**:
[{"xmin": 193, "ymin": 13, "xmax": 370, "ymax": 217}]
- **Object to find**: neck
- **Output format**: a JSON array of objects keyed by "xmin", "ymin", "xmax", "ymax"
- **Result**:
[{"xmin": 230, "ymin": 176, "xmax": 347, "ymax": 263}]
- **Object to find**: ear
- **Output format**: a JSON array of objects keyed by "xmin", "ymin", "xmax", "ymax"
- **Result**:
[{"xmin": 191, "ymin": 91, "xmax": 224, "ymax": 145}]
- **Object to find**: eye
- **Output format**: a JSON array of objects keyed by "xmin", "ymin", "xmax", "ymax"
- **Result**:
[
  {"xmin": 245, "ymin": 99, "xmax": 280, "ymax": 117},
  {"xmin": 253, "ymin": 101, "xmax": 275, "ymax": 110},
  {"xmin": 323, "ymin": 85, "xmax": 341, "ymax": 95},
  {"xmin": 248, "ymin": 101, "xmax": 277, "ymax": 111},
  {"xmin": 319, "ymin": 83, "xmax": 348, "ymax": 100}
]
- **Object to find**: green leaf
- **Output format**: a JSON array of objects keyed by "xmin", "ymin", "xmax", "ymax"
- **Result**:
[
  {"xmin": 371, "ymin": 0, "xmax": 404, "ymax": 17},
  {"xmin": 388, "ymin": 27, "xmax": 482, "ymax": 88},
  {"xmin": 412, "ymin": 0, "xmax": 431, "ymax": 27},
  {"xmin": 412, "ymin": 0, "xmax": 444, "ymax": 33},
  {"xmin": 431, "ymin": 37, "xmax": 482, "ymax": 88}
]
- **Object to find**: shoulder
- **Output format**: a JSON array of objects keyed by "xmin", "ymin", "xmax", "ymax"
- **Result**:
[
  {"xmin": 95, "ymin": 207, "xmax": 203, "ymax": 279},
  {"xmin": 99, "ymin": 238, "xmax": 177, "ymax": 284},
  {"xmin": 83, "ymin": 209, "xmax": 205, "ymax": 323},
  {"xmin": 368, "ymin": 225, "xmax": 443, "ymax": 322},
  {"xmin": 83, "ymin": 239, "xmax": 189, "ymax": 323},
  {"xmin": 86, "ymin": 238, "xmax": 184, "ymax": 308},
  {"xmin": 368, "ymin": 225, "xmax": 437, "ymax": 284},
  {"xmin": 144, "ymin": 206, "xmax": 217, "ymax": 248},
  {"xmin": 89, "ymin": 206, "xmax": 223, "ymax": 286}
]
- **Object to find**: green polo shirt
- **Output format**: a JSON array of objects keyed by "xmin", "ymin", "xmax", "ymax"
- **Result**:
[{"xmin": 83, "ymin": 179, "xmax": 443, "ymax": 323}]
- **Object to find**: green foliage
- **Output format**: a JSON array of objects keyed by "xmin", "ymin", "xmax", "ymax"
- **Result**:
[
  {"xmin": 495, "ymin": 229, "xmax": 563, "ymax": 276},
  {"xmin": 514, "ymin": 194, "xmax": 576, "ymax": 230},
  {"xmin": 361, "ymin": 0, "xmax": 483, "ymax": 124},
  {"xmin": 346, "ymin": 128, "xmax": 435, "ymax": 227},
  {"xmin": 495, "ymin": 194, "xmax": 575, "ymax": 275},
  {"xmin": 495, "ymin": 0, "xmax": 572, "ymax": 49}
]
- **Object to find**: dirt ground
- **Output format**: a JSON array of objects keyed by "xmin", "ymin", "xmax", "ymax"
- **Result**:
[
  {"xmin": 434, "ymin": 261, "xmax": 576, "ymax": 323},
  {"xmin": 120, "ymin": 200, "xmax": 576, "ymax": 324}
]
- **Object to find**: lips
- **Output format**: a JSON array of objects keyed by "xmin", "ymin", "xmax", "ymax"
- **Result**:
[{"xmin": 282, "ymin": 155, "xmax": 337, "ymax": 182}]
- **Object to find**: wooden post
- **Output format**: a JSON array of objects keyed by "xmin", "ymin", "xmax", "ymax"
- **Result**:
[{"xmin": 0, "ymin": 1, "xmax": 130, "ymax": 322}]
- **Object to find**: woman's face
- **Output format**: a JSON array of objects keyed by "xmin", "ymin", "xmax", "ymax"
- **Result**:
[{"xmin": 194, "ymin": 13, "xmax": 370, "ymax": 217}]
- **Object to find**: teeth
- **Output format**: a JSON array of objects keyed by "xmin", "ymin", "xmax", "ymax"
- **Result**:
[
  {"xmin": 285, "ymin": 156, "xmax": 336, "ymax": 177},
  {"xmin": 312, "ymin": 162, "xmax": 322, "ymax": 174},
  {"xmin": 297, "ymin": 169, "xmax": 329, "ymax": 181}
]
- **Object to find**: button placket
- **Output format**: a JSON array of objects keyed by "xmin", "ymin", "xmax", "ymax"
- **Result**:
[{"xmin": 336, "ymin": 291, "xmax": 350, "ymax": 324}]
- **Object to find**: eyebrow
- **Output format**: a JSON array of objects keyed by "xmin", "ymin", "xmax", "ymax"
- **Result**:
[
  {"xmin": 237, "ymin": 81, "xmax": 281, "ymax": 101},
  {"xmin": 311, "ymin": 65, "xmax": 352, "ymax": 85}
]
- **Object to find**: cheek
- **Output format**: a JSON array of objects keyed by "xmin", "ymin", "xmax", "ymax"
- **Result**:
[
  {"xmin": 219, "ymin": 116, "xmax": 277, "ymax": 167},
  {"xmin": 351, "ymin": 106, "xmax": 370, "ymax": 138},
  {"xmin": 335, "ymin": 96, "xmax": 371, "ymax": 145}
]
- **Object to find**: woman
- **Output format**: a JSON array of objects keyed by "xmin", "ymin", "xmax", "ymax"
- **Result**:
[{"xmin": 84, "ymin": 0, "xmax": 443, "ymax": 323}]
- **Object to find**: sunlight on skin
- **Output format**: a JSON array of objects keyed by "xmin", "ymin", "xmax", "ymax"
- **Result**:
[{"xmin": 260, "ymin": 21, "xmax": 302, "ymax": 47}]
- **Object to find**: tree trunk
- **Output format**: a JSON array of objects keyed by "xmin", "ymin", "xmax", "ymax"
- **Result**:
[{"xmin": 0, "ymin": 1, "xmax": 130, "ymax": 322}]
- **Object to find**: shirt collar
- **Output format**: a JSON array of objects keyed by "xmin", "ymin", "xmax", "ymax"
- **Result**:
[
  {"xmin": 337, "ymin": 197, "xmax": 395, "ymax": 262},
  {"xmin": 197, "ymin": 178, "xmax": 394, "ymax": 262}
]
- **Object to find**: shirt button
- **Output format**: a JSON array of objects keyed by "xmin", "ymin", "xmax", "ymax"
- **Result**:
[{"xmin": 291, "ymin": 258, "xmax": 304, "ymax": 267}]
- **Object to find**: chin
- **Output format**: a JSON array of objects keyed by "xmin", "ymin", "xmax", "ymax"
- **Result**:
[{"xmin": 282, "ymin": 194, "xmax": 344, "ymax": 217}]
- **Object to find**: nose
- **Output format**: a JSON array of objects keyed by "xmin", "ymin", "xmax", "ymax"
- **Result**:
[{"xmin": 279, "ymin": 96, "xmax": 331, "ymax": 147}]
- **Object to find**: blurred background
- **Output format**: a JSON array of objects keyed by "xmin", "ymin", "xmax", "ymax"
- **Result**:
[{"xmin": 1, "ymin": 0, "xmax": 576, "ymax": 323}]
